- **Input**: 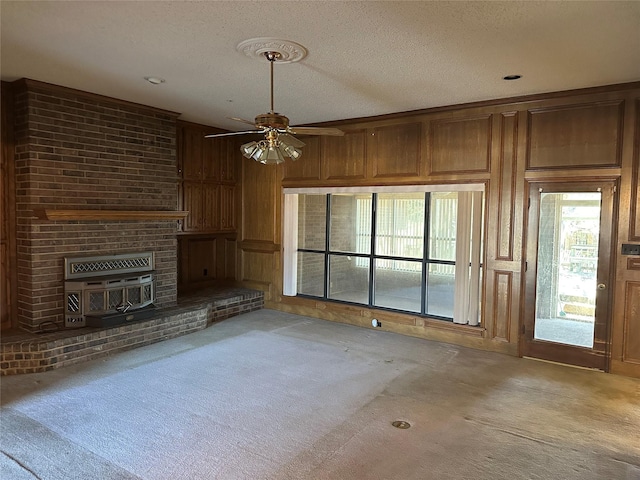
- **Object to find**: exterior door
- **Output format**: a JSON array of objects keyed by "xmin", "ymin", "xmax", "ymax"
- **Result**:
[{"xmin": 522, "ymin": 181, "xmax": 615, "ymax": 370}]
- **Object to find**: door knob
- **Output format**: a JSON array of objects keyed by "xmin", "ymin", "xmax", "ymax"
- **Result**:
[{"xmin": 597, "ymin": 283, "xmax": 606, "ymax": 290}]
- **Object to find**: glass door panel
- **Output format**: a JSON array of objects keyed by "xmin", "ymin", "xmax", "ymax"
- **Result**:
[{"xmin": 534, "ymin": 192, "xmax": 600, "ymax": 348}]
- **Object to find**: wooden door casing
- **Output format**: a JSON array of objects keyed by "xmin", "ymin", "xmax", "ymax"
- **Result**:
[{"xmin": 522, "ymin": 180, "xmax": 616, "ymax": 370}]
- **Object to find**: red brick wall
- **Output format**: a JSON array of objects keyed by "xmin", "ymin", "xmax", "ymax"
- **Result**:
[{"xmin": 12, "ymin": 79, "xmax": 180, "ymax": 331}]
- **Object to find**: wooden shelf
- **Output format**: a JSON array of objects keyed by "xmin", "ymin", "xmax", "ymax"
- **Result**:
[{"xmin": 38, "ymin": 209, "xmax": 189, "ymax": 221}]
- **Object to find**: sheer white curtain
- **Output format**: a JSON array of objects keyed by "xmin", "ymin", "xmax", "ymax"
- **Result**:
[
  {"xmin": 452, "ymin": 191, "xmax": 483, "ymax": 325},
  {"xmin": 282, "ymin": 195, "xmax": 298, "ymax": 296}
]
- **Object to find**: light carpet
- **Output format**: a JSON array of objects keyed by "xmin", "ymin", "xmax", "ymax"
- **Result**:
[{"xmin": 2, "ymin": 311, "xmax": 640, "ymax": 480}]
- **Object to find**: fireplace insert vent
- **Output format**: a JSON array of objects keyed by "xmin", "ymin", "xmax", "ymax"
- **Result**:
[
  {"xmin": 64, "ymin": 252, "xmax": 155, "ymax": 328},
  {"xmin": 65, "ymin": 252, "xmax": 154, "ymax": 280}
]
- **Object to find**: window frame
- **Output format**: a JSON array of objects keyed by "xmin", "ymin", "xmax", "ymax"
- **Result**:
[{"xmin": 283, "ymin": 184, "xmax": 485, "ymax": 325}]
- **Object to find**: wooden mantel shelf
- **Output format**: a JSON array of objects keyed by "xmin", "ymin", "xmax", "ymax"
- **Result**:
[{"xmin": 37, "ymin": 209, "xmax": 189, "ymax": 221}]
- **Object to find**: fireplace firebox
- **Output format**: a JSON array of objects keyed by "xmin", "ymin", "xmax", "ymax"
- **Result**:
[{"xmin": 64, "ymin": 252, "xmax": 156, "ymax": 328}]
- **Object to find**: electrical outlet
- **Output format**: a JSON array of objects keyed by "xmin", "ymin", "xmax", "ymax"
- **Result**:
[{"xmin": 622, "ymin": 244, "xmax": 640, "ymax": 256}]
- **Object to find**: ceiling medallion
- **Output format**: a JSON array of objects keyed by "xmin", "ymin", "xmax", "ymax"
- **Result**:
[{"xmin": 236, "ymin": 38, "xmax": 308, "ymax": 64}]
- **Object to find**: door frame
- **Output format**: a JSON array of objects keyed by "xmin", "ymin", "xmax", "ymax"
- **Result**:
[{"xmin": 521, "ymin": 180, "xmax": 617, "ymax": 370}]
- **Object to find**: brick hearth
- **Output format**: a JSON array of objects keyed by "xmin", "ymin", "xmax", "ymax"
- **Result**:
[{"xmin": 0, "ymin": 288, "xmax": 263, "ymax": 375}]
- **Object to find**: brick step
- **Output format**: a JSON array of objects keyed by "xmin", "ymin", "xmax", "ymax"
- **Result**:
[{"xmin": 1, "ymin": 288, "xmax": 264, "ymax": 375}]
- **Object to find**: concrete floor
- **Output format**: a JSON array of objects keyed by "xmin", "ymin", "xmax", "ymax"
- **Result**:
[
  {"xmin": 535, "ymin": 316, "xmax": 595, "ymax": 347},
  {"xmin": 2, "ymin": 310, "xmax": 639, "ymax": 480}
]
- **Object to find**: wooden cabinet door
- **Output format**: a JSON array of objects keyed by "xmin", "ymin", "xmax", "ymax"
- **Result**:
[
  {"xmin": 178, "ymin": 123, "xmax": 238, "ymax": 234},
  {"xmin": 220, "ymin": 185, "xmax": 236, "ymax": 231},
  {"xmin": 201, "ymin": 182, "xmax": 220, "ymax": 232},
  {"xmin": 182, "ymin": 127, "xmax": 204, "ymax": 181},
  {"xmin": 220, "ymin": 138, "xmax": 237, "ymax": 184},
  {"xmin": 202, "ymin": 137, "xmax": 221, "ymax": 182},
  {"xmin": 182, "ymin": 181, "xmax": 203, "ymax": 231}
]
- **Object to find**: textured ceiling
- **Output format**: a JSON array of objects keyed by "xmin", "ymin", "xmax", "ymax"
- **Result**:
[{"xmin": 2, "ymin": 1, "xmax": 639, "ymax": 131}]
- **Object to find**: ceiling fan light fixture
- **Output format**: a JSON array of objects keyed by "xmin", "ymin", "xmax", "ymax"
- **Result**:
[
  {"xmin": 240, "ymin": 141, "xmax": 285, "ymax": 164},
  {"xmin": 281, "ymin": 143, "xmax": 302, "ymax": 161},
  {"xmin": 241, "ymin": 141, "xmax": 260, "ymax": 158},
  {"xmin": 207, "ymin": 38, "xmax": 343, "ymax": 165},
  {"xmin": 241, "ymin": 140, "xmax": 268, "ymax": 162},
  {"xmin": 262, "ymin": 145, "xmax": 285, "ymax": 165},
  {"xmin": 241, "ymin": 133, "xmax": 302, "ymax": 163}
]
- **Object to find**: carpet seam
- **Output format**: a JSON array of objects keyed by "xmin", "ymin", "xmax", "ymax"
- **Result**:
[{"xmin": 1, "ymin": 449, "xmax": 43, "ymax": 480}]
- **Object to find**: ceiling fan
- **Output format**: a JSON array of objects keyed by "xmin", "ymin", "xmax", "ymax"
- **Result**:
[{"xmin": 205, "ymin": 51, "xmax": 344, "ymax": 165}]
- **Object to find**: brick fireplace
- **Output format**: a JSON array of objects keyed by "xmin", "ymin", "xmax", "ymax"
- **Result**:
[{"xmin": 13, "ymin": 79, "xmax": 181, "ymax": 332}]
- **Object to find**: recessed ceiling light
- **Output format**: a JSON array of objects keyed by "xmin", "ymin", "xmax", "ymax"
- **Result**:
[
  {"xmin": 503, "ymin": 74, "xmax": 522, "ymax": 81},
  {"xmin": 144, "ymin": 76, "xmax": 165, "ymax": 85}
]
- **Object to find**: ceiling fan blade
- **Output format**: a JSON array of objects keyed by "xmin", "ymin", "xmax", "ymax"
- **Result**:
[
  {"xmin": 228, "ymin": 116, "xmax": 257, "ymax": 127},
  {"xmin": 288, "ymin": 126, "xmax": 344, "ymax": 136},
  {"xmin": 204, "ymin": 130, "xmax": 262, "ymax": 138},
  {"xmin": 278, "ymin": 133, "xmax": 306, "ymax": 148}
]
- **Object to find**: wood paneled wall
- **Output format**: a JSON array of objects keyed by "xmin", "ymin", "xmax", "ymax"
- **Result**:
[
  {"xmin": 237, "ymin": 154, "xmax": 282, "ymax": 299},
  {"xmin": 176, "ymin": 121, "xmax": 240, "ymax": 291},
  {"xmin": 1, "ymin": 82, "xmax": 17, "ymax": 331},
  {"xmin": 526, "ymin": 101, "xmax": 624, "ymax": 170},
  {"xmin": 610, "ymin": 95, "xmax": 640, "ymax": 377},
  {"xmin": 238, "ymin": 82, "xmax": 640, "ymax": 377}
]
